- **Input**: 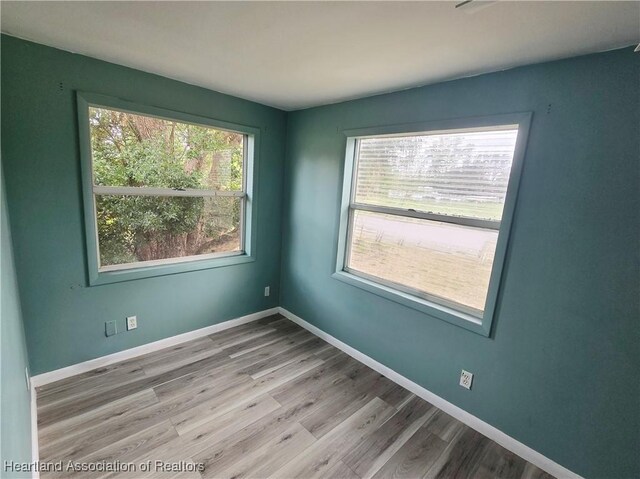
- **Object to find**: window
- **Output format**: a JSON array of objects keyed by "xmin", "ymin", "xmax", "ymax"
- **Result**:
[
  {"xmin": 335, "ymin": 115, "xmax": 530, "ymax": 335},
  {"xmin": 78, "ymin": 93, "xmax": 258, "ymax": 284}
]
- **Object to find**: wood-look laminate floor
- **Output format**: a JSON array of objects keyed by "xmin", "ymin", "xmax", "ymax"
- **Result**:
[{"xmin": 36, "ymin": 314, "xmax": 555, "ymax": 479}]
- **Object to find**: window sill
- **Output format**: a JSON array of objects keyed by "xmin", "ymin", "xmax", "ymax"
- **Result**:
[
  {"xmin": 331, "ymin": 271, "xmax": 490, "ymax": 336},
  {"xmin": 89, "ymin": 253, "xmax": 255, "ymax": 286}
]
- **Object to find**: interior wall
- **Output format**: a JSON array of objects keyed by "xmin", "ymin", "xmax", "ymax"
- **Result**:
[
  {"xmin": 280, "ymin": 47, "xmax": 640, "ymax": 479},
  {"xmin": 1, "ymin": 35, "xmax": 287, "ymax": 375},
  {"xmin": 2, "ymin": 33, "xmax": 638, "ymax": 479},
  {"xmin": 1, "ymin": 170, "xmax": 32, "ymax": 477}
]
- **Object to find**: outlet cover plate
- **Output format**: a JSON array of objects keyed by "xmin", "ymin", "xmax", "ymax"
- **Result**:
[
  {"xmin": 105, "ymin": 320, "xmax": 117, "ymax": 337},
  {"xmin": 460, "ymin": 369, "xmax": 473, "ymax": 390},
  {"xmin": 264, "ymin": 286, "xmax": 270, "ymax": 297},
  {"xmin": 127, "ymin": 316, "xmax": 137, "ymax": 331}
]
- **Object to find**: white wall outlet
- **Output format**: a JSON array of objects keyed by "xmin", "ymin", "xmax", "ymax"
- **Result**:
[
  {"xmin": 264, "ymin": 286, "xmax": 270, "ymax": 297},
  {"xmin": 25, "ymin": 367, "xmax": 30, "ymax": 391},
  {"xmin": 126, "ymin": 315, "xmax": 137, "ymax": 331},
  {"xmin": 460, "ymin": 369, "xmax": 473, "ymax": 390}
]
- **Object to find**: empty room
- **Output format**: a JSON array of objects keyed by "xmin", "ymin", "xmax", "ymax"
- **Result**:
[{"xmin": 1, "ymin": 1, "xmax": 638, "ymax": 478}]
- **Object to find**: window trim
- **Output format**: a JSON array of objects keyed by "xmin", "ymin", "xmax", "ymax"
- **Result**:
[
  {"xmin": 332, "ymin": 113, "xmax": 532, "ymax": 336},
  {"xmin": 77, "ymin": 92, "xmax": 260, "ymax": 286}
]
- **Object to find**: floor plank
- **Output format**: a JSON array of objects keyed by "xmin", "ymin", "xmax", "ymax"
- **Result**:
[
  {"xmin": 342, "ymin": 395, "xmax": 437, "ymax": 478},
  {"xmin": 37, "ymin": 314, "xmax": 556, "ymax": 479},
  {"xmin": 209, "ymin": 422, "xmax": 315, "ymax": 479},
  {"xmin": 424, "ymin": 409, "xmax": 467, "ymax": 443},
  {"xmin": 472, "ymin": 441, "xmax": 528, "ymax": 479},
  {"xmin": 371, "ymin": 424, "xmax": 447, "ymax": 479},
  {"xmin": 425, "ymin": 426, "xmax": 491, "ymax": 479},
  {"xmin": 169, "ymin": 354, "xmax": 323, "ymax": 434},
  {"xmin": 175, "ymin": 394, "xmax": 280, "ymax": 446},
  {"xmin": 271, "ymin": 397, "xmax": 396, "ymax": 478},
  {"xmin": 38, "ymin": 389, "xmax": 159, "ymax": 448},
  {"xmin": 67, "ymin": 421, "xmax": 178, "ymax": 479}
]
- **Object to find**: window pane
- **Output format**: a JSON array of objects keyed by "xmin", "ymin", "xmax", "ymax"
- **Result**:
[
  {"xmin": 95, "ymin": 195, "xmax": 241, "ymax": 268},
  {"xmin": 347, "ymin": 210, "xmax": 498, "ymax": 313},
  {"xmin": 89, "ymin": 107, "xmax": 244, "ymax": 191},
  {"xmin": 354, "ymin": 128, "xmax": 518, "ymax": 221}
]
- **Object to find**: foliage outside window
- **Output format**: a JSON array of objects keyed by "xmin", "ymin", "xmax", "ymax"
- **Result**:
[
  {"xmin": 87, "ymin": 105, "xmax": 247, "ymax": 271},
  {"xmin": 342, "ymin": 124, "xmax": 522, "ymax": 320}
]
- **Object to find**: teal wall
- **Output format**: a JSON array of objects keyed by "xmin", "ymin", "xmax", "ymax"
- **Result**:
[
  {"xmin": 1, "ymin": 171, "xmax": 32, "ymax": 477},
  {"xmin": 280, "ymin": 48, "xmax": 639, "ymax": 479},
  {"xmin": 1, "ymin": 35, "xmax": 286, "ymax": 375},
  {"xmin": 3, "ymin": 33, "xmax": 639, "ymax": 479}
]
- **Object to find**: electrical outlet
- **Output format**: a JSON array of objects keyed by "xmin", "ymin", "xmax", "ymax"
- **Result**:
[
  {"xmin": 25, "ymin": 367, "xmax": 30, "ymax": 391},
  {"xmin": 459, "ymin": 370, "xmax": 473, "ymax": 390},
  {"xmin": 264, "ymin": 286, "xmax": 270, "ymax": 297},
  {"xmin": 126, "ymin": 316, "xmax": 137, "ymax": 331},
  {"xmin": 105, "ymin": 320, "xmax": 117, "ymax": 337}
]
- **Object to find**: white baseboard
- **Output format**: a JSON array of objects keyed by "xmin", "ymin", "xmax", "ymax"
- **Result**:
[
  {"xmin": 30, "ymin": 380, "xmax": 40, "ymax": 479},
  {"xmin": 278, "ymin": 307, "xmax": 581, "ymax": 479},
  {"xmin": 31, "ymin": 307, "xmax": 279, "ymax": 388},
  {"xmin": 27, "ymin": 304, "xmax": 580, "ymax": 479}
]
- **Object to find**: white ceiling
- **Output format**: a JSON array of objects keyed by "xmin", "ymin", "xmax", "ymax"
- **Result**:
[{"xmin": 1, "ymin": 1, "xmax": 638, "ymax": 110}]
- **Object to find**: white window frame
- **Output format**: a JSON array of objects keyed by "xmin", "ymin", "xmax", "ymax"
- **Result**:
[
  {"xmin": 77, "ymin": 92, "xmax": 260, "ymax": 285},
  {"xmin": 333, "ymin": 113, "xmax": 531, "ymax": 336}
]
